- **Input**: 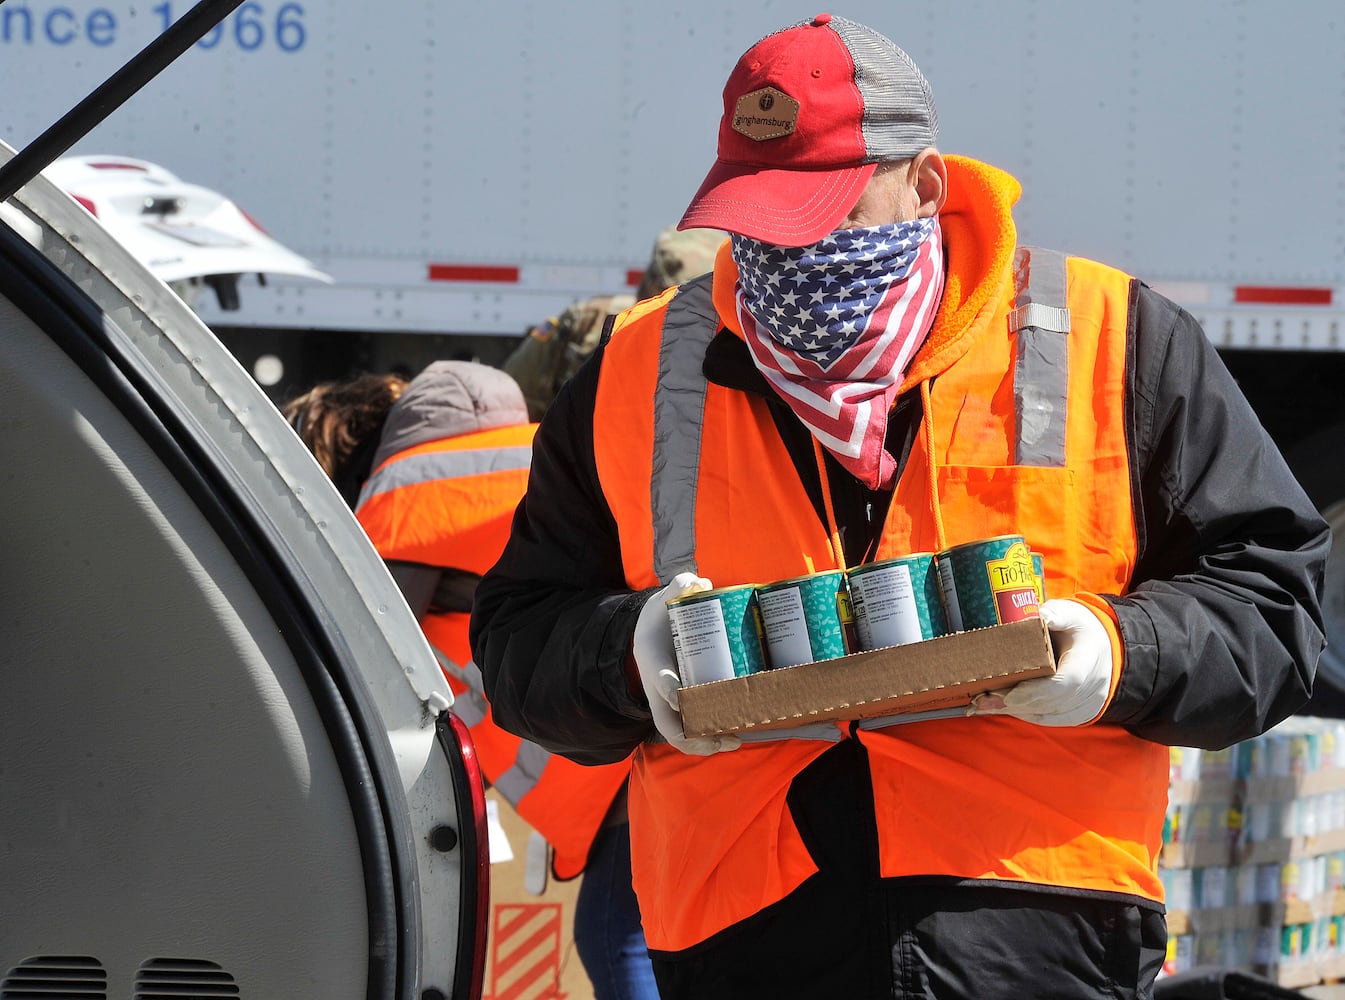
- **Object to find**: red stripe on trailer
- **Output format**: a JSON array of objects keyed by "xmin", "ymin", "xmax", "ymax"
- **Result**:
[
  {"xmin": 1234, "ymin": 286, "xmax": 1333, "ymax": 306},
  {"xmin": 428, "ymin": 264, "xmax": 520, "ymax": 283},
  {"xmin": 625, "ymin": 269, "xmax": 644, "ymax": 287}
]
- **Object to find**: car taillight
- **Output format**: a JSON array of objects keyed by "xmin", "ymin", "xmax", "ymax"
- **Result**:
[
  {"xmin": 440, "ymin": 709, "xmax": 489, "ymax": 1000},
  {"xmin": 72, "ymin": 195, "xmax": 97, "ymax": 217}
]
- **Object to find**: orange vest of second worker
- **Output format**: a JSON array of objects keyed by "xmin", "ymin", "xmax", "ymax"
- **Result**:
[
  {"xmin": 357, "ymin": 421, "xmax": 629, "ymax": 880},
  {"xmin": 592, "ymin": 156, "xmax": 1168, "ymax": 952}
]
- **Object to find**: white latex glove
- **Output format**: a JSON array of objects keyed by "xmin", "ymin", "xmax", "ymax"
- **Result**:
[
  {"xmin": 970, "ymin": 598, "xmax": 1113, "ymax": 727},
  {"xmin": 633, "ymin": 572, "xmax": 741, "ymax": 755}
]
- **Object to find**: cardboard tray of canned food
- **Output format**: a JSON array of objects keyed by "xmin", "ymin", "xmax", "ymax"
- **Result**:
[
  {"xmin": 677, "ymin": 617, "xmax": 1056, "ymax": 739},
  {"xmin": 672, "ymin": 537, "xmax": 1059, "ymax": 739}
]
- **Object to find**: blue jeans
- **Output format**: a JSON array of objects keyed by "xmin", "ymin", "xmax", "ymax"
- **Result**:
[{"xmin": 573, "ymin": 820, "xmax": 659, "ymax": 1000}]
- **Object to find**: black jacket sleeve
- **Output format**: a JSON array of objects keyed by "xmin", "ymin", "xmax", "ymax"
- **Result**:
[
  {"xmin": 469, "ymin": 346, "xmax": 654, "ymax": 765},
  {"xmin": 1099, "ymin": 283, "xmax": 1330, "ymax": 748}
]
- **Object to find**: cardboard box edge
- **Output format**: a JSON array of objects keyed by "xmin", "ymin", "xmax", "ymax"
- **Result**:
[{"xmin": 680, "ymin": 617, "xmax": 1054, "ymax": 738}]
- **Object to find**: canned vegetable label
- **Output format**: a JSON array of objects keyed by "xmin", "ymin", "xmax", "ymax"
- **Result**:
[
  {"xmin": 668, "ymin": 584, "xmax": 766, "ymax": 686},
  {"xmin": 848, "ymin": 553, "xmax": 947, "ymax": 650},
  {"xmin": 1031, "ymin": 552, "xmax": 1046, "ymax": 603},
  {"xmin": 756, "ymin": 570, "xmax": 850, "ymax": 668},
  {"xmin": 937, "ymin": 535, "xmax": 1040, "ymax": 631}
]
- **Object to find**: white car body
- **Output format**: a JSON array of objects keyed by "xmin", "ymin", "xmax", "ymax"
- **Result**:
[
  {"xmin": 42, "ymin": 153, "xmax": 330, "ymax": 308},
  {"xmin": 0, "ymin": 138, "xmax": 487, "ymax": 1000}
]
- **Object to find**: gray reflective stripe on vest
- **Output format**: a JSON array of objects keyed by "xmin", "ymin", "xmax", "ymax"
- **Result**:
[
  {"xmin": 645, "ymin": 280, "xmax": 845, "ymax": 744},
  {"xmin": 1009, "ymin": 247, "xmax": 1071, "ymax": 467},
  {"xmin": 431, "ymin": 645, "xmax": 488, "ymax": 729},
  {"xmin": 651, "ymin": 275, "xmax": 718, "ymax": 584},
  {"xmin": 492, "ymin": 740, "xmax": 552, "ymax": 810},
  {"xmin": 430, "ymin": 642, "xmax": 553, "ymax": 807},
  {"xmin": 357, "ymin": 444, "xmax": 532, "ymax": 506}
]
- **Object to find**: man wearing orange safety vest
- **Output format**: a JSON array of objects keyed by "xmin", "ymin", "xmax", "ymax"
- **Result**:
[
  {"xmin": 471, "ymin": 15, "xmax": 1328, "ymax": 999},
  {"xmin": 353, "ymin": 363, "xmax": 631, "ymax": 921}
]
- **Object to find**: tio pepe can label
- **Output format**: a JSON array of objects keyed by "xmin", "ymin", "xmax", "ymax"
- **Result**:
[{"xmin": 937, "ymin": 536, "xmax": 1041, "ymax": 631}]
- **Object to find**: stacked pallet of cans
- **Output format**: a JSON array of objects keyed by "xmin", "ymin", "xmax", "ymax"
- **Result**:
[{"xmin": 1160, "ymin": 717, "xmax": 1345, "ymax": 988}]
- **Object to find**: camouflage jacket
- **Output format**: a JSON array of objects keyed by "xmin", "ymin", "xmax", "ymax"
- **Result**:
[{"xmin": 504, "ymin": 292, "xmax": 635, "ymax": 421}]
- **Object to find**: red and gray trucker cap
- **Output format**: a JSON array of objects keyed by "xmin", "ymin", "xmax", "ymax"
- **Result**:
[{"xmin": 678, "ymin": 12, "xmax": 938, "ymax": 247}]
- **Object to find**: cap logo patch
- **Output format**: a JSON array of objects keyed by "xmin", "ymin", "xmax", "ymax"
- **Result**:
[{"xmin": 732, "ymin": 86, "xmax": 799, "ymax": 141}]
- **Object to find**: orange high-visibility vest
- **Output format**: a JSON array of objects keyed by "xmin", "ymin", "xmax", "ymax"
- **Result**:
[
  {"xmin": 592, "ymin": 156, "xmax": 1168, "ymax": 951},
  {"xmin": 358, "ymin": 424, "xmax": 630, "ymax": 879}
]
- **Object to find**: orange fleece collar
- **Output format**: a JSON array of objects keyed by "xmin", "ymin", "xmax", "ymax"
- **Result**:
[{"xmin": 711, "ymin": 155, "xmax": 1021, "ymax": 390}]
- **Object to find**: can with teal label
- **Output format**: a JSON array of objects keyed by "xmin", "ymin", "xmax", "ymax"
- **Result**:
[
  {"xmin": 1031, "ymin": 552, "xmax": 1046, "ymax": 604},
  {"xmin": 755, "ymin": 570, "xmax": 852, "ymax": 668},
  {"xmin": 847, "ymin": 553, "xmax": 947, "ymax": 650},
  {"xmin": 667, "ymin": 584, "xmax": 766, "ymax": 686},
  {"xmin": 937, "ymin": 535, "xmax": 1041, "ymax": 632}
]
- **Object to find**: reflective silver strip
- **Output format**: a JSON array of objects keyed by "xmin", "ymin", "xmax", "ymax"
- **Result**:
[
  {"xmin": 493, "ymin": 740, "xmax": 552, "ymax": 809},
  {"xmin": 357, "ymin": 444, "xmax": 532, "ymax": 506},
  {"xmin": 736, "ymin": 725, "xmax": 843, "ymax": 743},
  {"xmin": 431, "ymin": 642, "xmax": 551, "ymax": 807},
  {"xmin": 431, "ymin": 645, "xmax": 487, "ymax": 729},
  {"xmin": 651, "ymin": 275, "xmax": 717, "ymax": 584},
  {"xmin": 1009, "ymin": 301, "xmax": 1071, "ymax": 334},
  {"xmin": 1010, "ymin": 247, "xmax": 1071, "ymax": 467}
]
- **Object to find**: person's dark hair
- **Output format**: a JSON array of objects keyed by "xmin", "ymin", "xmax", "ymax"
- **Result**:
[{"xmin": 283, "ymin": 371, "xmax": 410, "ymax": 508}]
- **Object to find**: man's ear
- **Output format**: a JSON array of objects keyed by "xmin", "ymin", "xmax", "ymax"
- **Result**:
[{"xmin": 912, "ymin": 149, "xmax": 948, "ymax": 218}]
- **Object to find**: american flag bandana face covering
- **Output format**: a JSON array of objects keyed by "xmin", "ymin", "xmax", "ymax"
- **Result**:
[{"xmin": 731, "ymin": 216, "xmax": 945, "ymax": 490}]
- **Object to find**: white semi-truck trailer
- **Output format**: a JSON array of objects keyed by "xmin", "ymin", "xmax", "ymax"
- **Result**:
[
  {"xmin": 4, "ymin": 0, "xmax": 1344, "ymax": 706},
  {"xmin": 3, "ymin": 3, "xmax": 1340, "ymax": 357}
]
